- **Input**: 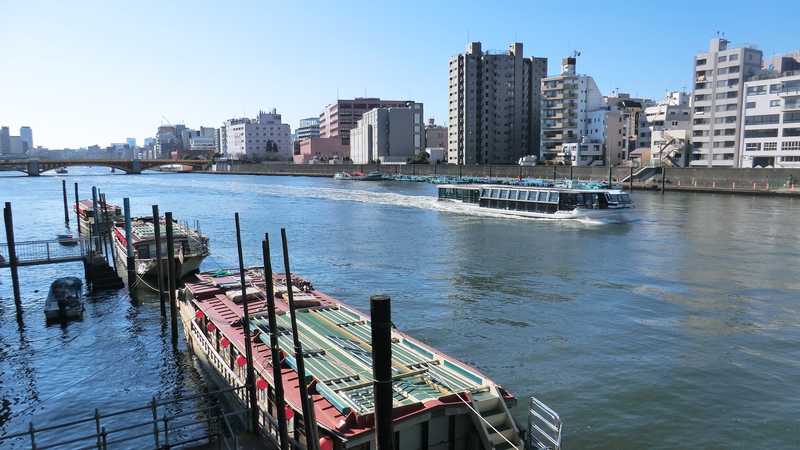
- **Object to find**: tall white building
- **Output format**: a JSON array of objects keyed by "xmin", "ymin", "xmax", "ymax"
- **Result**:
[
  {"xmin": 690, "ymin": 38, "xmax": 763, "ymax": 167},
  {"xmin": 350, "ymin": 108, "xmax": 416, "ymax": 164},
  {"xmin": 448, "ymin": 42, "xmax": 547, "ymax": 164},
  {"xmin": 222, "ymin": 109, "xmax": 292, "ymax": 160},
  {"xmin": 296, "ymin": 117, "xmax": 321, "ymax": 140},
  {"xmin": 740, "ymin": 69, "xmax": 800, "ymax": 168},
  {"xmin": 540, "ymin": 57, "xmax": 604, "ymax": 163}
]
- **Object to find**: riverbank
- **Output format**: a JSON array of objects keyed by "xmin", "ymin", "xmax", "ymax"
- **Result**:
[{"xmin": 199, "ymin": 163, "xmax": 800, "ymax": 196}]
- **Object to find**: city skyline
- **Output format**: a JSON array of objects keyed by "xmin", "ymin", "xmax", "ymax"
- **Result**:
[{"xmin": 2, "ymin": 0, "xmax": 798, "ymax": 149}]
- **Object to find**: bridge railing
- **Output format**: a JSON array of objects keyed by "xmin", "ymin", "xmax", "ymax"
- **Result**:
[{"xmin": 0, "ymin": 238, "xmax": 90, "ymax": 267}]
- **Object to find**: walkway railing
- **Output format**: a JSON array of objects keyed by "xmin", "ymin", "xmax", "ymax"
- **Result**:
[
  {"xmin": 0, "ymin": 238, "xmax": 90, "ymax": 268},
  {"xmin": 0, "ymin": 386, "xmax": 250, "ymax": 450}
]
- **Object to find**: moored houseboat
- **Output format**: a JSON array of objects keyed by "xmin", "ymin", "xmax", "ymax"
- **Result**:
[
  {"xmin": 438, "ymin": 182, "xmax": 634, "ymax": 223},
  {"xmin": 112, "ymin": 216, "xmax": 209, "ymax": 280},
  {"xmin": 179, "ymin": 268, "xmax": 562, "ymax": 450},
  {"xmin": 75, "ymin": 199, "xmax": 123, "ymax": 236}
]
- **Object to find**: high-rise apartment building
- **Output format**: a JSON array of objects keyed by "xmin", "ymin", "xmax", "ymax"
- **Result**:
[
  {"xmin": 739, "ymin": 59, "xmax": 800, "ymax": 168},
  {"xmin": 540, "ymin": 57, "xmax": 604, "ymax": 163},
  {"xmin": 0, "ymin": 127, "xmax": 10, "ymax": 155},
  {"xmin": 642, "ymin": 91, "xmax": 692, "ymax": 165},
  {"xmin": 319, "ymin": 98, "xmax": 423, "ymax": 155},
  {"xmin": 20, "ymin": 127, "xmax": 33, "ymax": 151},
  {"xmin": 689, "ymin": 38, "xmax": 763, "ymax": 167},
  {"xmin": 448, "ymin": 42, "xmax": 547, "ymax": 164}
]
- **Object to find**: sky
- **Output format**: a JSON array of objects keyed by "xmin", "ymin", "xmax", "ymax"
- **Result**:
[{"xmin": 1, "ymin": 0, "xmax": 798, "ymax": 149}]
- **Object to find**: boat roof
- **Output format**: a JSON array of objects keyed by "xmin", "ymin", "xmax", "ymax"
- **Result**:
[
  {"xmin": 113, "ymin": 217, "xmax": 198, "ymax": 243},
  {"xmin": 439, "ymin": 183, "xmax": 628, "ymax": 194},
  {"xmin": 77, "ymin": 199, "xmax": 121, "ymax": 212},
  {"xmin": 184, "ymin": 269, "xmax": 501, "ymax": 438}
]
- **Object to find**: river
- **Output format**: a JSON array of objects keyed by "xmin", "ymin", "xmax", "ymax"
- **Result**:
[{"xmin": 1, "ymin": 169, "xmax": 799, "ymax": 449}]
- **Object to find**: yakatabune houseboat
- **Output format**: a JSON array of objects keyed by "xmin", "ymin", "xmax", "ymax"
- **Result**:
[
  {"xmin": 112, "ymin": 216, "xmax": 209, "ymax": 279},
  {"xmin": 75, "ymin": 199, "xmax": 122, "ymax": 235},
  {"xmin": 179, "ymin": 268, "xmax": 561, "ymax": 450},
  {"xmin": 438, "ymin": 183, "xmax": 633, "ymax": 223}
]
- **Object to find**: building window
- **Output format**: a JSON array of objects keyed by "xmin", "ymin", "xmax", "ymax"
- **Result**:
[
  {"xmin": 783, "ymin": 141, "xmax": 800, "ymax": 151},
  {"xmin": 744, "ymin": 114, "xmax": 780, "ymax": 125},
  {"xmin": 746, "ymin": 102, "xmax": 756, "ymax": 109},
  {"xmin": 745, "ymin": 142, "xmax": 761, "ymax": 151},
  {"xmin": 784, "ymin": 112, "xmax": 800, "ymax": 123},
  {"xmin": 784, "ymin": 128, "xmax": 800, "ymax": 137},
  {"xmin": 729, "ymin": 54, "xmax": 739, "ymax": 61},
  {"xmin": 781, "ymin": 155, "xmax": 800, "ymax": 162},
  {"xmin": 763, "ymin": 142, "xmax": 778, "ymax": 151},
  {"xmin": 746, "ymin": 85, "xmax": 767, "ymax": 96},
  {"xmin": 769, "ymin": 99, "xmax": 781, "ymax": 107},
  {"xmin": 744, "ymin": 129, "xmax": 779, "ymax": 138}
]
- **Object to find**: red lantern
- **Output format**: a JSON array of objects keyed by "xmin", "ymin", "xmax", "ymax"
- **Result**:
[
  {"xmin": 195, "ymin": 310, "xmax": 205, "ymax": 320},
  {"xmin": 206, "ymin": 322, "xmax": 216, "ymax": 332},
  {"xmin": 236, "ymin": 355, "xmax": 247, "ymax": 367},
  {"xmin": 284, "ymin": 405, "xmax": 294, "ymax": 420},
  {"xmin": 256, "ymin": 377, "xmax": 268, "ymax": 390},
  {"xmin": 319, "ymin": 436, "xmax": 333, "ymax": 450},
  {"xmin": 220, "ymin": 337, "xmax": 230, "ymax": 348}
]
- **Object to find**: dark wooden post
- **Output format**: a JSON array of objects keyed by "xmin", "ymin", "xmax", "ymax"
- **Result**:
[
  {"xmin": 280, "ymin": 228, "xmax": 319, "ymax": 449},
  {"xmin": 100, "ymin": 194, "xmax": 117, "ymax": 272},
  {"xmin": 370, "ymin": 295, "xmax": 394, "ymax": 450},
  {"xmin": 262, "ymin": 235, "xmax": 289, "ymax": 450},
  {"xmin": 62, "ymin": 179, "xmax": 70, "ymax": 227},
  {"xmin": 629, "ymin": 166, "xmax": 634, "ymax": 192},
  {"xmin": 608, "ymin": 164, "xmax": 613, "ymax": 186},
  {"xmin": 74, "ymin": 183, "xmax": 81, "ymax": 234},
  {"xmin": 3, "ymin": 202, "xmax": 22, "ymax": 316},
  {"xmin": 92, "ymin": 186, "xmax": 101, "ymax": 254},
  {"xmin": 152, "ymin": 205, "xmax": 166, "ymax": 318},
  {"xmin": 123, "ymin": 198, "xmax": 136, "ymax": 298},
  {"xmin": 234, "ymin": 213, "xmax": 260, "ymax": 433},
  {"xmin": 661, "ymin": 167, "xmax": 667, "ymax": 193},
  {"xmin": 165, "ymin": 212, "xmax": 179, "ymax": 344},
  {"xmin": 569, "ymin": 165, "xmax": 573, "ymax": 181},
  {"xmin": 552, "ymin": 165, "xmax": 557, "ymax": 181}
]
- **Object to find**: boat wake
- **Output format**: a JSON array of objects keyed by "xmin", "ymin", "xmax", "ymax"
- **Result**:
[{"xmin": 148, "ymin": 177, "xmax": 613, "ymax": 225}]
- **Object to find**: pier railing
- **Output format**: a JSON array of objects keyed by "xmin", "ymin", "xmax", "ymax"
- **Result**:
[
  {"xmin": 0, "ymin": 238, "xmax": 91, "ymax": 268},
  {"xmin": 527, "ymin": 395, "xmax": 562, "ymax": 450},
  {"xmin": 0, "ymin": 385, "xmax": 250, "ymax": 450}
]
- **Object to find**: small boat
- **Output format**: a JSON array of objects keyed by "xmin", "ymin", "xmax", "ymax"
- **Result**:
[
  {"xmin": 57, "ymin": 233, "xmax": 79, "ymax": 246},
  {"xmin": 55, "ymin": 167, "xmax": 68, "ymax": 174},
  {"xmin": 112, "ymin": 216, "xmax": 209, "ymax": 280},
  {"xmin": 45, "ymin": 277, "xmax": 84, "ymax": 321},
  {"xmin": 333, "ymin": 170, "xmax": 384, "ymax": 181}
]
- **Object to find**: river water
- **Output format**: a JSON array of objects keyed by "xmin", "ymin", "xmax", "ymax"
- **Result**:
[{"xmin": 1, "ymin": 169, "xmax": 799, "ymax": 449}]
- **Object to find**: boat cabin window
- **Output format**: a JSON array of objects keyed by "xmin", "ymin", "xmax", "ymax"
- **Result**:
[{"xmin": 605, "ymin": 193, "xmax": 632, "ymax": 204}]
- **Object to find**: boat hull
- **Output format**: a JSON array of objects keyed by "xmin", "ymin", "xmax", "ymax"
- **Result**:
[{"xmin": 441, "ymin": 199, "xmax": 633, "ymax": 223}]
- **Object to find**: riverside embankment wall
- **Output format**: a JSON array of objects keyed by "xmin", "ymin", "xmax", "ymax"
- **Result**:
[{"xmin": 203, "ymin": 163, "xmax": 800, "ymax": 195}]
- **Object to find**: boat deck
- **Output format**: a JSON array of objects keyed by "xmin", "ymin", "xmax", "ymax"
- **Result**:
[{"xmin": 184, "ymin": 269, "xmax": 496, "ymax": 437}]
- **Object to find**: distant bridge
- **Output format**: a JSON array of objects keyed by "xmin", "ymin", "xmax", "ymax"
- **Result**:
[{"xmin": 0, "ymin": 159, "xmax": 209, "ymax": 176}]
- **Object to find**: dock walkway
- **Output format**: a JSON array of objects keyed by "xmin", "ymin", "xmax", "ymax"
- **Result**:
[{"xmin": 0, "ymin": 238, "xmax": 90, "ymax": 268}]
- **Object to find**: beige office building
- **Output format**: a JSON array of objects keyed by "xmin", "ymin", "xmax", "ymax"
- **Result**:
[{"xmin": 447, "ymin": 42, "xmax": 547, "ymax": 164}]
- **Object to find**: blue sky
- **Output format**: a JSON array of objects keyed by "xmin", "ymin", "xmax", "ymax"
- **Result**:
[{"xmin": 1, "ymin": 0, "xmax": 797, "ymax": 149}]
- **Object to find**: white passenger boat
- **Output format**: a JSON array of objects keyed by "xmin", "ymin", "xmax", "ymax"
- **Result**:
[
  {"xmin": 45, "ymin": 277, "xmax": 84, "ymax": 321},
  {"xmin": 438, "ymin": 182, "xmax": 634, "ymax": 223}
]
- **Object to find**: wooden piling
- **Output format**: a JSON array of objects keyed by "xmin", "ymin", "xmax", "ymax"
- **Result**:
[
  {"xmin": 165, "ymin": 212, "xmax": 178, "ymax": 344},
  {"xmin": 62, "ymin": 180, "xmax": 69, "ymax": 227},
  {"xmin": 262, "ymin": 235, "xmax": 289, "ymax": 450},
  {"xmin": 629, "ymin": 166, "xmax": 634, "ymax": 192},
  {"xmin": 3, "ymin": 202, "xmax": 22, "ymax": 317},
  {"xmin": 91, "ymin": 187, "xmax": 103, "ymax": 256},
  {"xmin": 280, "ymin": 228, "xmax": 319, "ymax": 449},
  {"xmin": 370, "ymin": 294, "xmax": 394, "ymax": 450},
  {"xmin": 661, "ymin": 168, "xmax": 667, "ymax": 193},
  {"xmin": 73, "ymin": 183, "xmax": 81, "ymax": 234},
  {"xmin": 100, "ymin": 193, "xmax": 117, "ymax": 272},
  {"xmin": 123, "ymin": 198, "xmax": 136, "ymax": 297},
  {"xmin": 152, "ymin": 205, "xmax": 166, "ymax": 318},
  {"xmin": 608, "ymin": 165, "xmax": 613, "ymax": 186},
  {"xmin": 233, "ymin": 213, "xmax": 259, "ymax": 434}
]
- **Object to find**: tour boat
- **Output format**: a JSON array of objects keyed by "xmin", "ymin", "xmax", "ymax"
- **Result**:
[
  {"xmin": 179, "ymin": 268, "xmax": 562, "ymax": 450},
  {"xmin": 55, "ymin": 167, "xmax": 68, "ymax": 174},
  {"xmin": 112, "ymin": 216, "xmax": 209, "ymax": 280},
  {"xmin": 75, "ymin": 199, "xmax": 123, "ymax": 236},
  {"xmin": 438, "ymin": 181, "xmax": 634, "ymax": 223},
  {"xmin": 45, "ymin": 277, "xmax": 84, "ymax": 321}
]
